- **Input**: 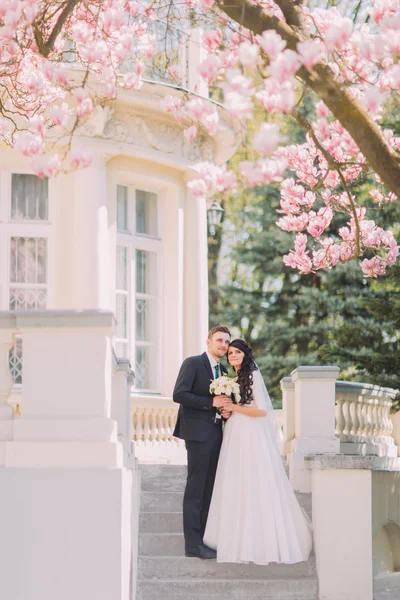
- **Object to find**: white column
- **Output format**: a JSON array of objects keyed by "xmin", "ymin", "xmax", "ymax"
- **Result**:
[
  {"xmin": 312, "ymin": 465, "xmax": 373, "ymax": 600},
  {"xmin": 183, "ymin": 185, "xmax": 209, "ymax": 358},
  {"xmin": 280, "ymin": 376, "xmax": 295, "ymax": 457},
  {"xmin": 54, "ymin": 157, "xmax": 111, "ymax": 310},
  {"xmin": 289, "ymin": 366, "xmax": 340, "ymax": 492},
  {"xmin": 186, "ymin": 29, "xmax": 209, "ymax": 97}
]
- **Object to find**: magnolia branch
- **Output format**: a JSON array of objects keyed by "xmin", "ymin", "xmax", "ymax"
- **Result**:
[
  {"xmin": 218, "ymin": 0, "xmax": 400, "ymax": 196},
  {"xmin": 292, "ymin": 108, "xmax": 361, "ymax": 256},
  {"xmin": 33, "ymin": 0, "xmax": 81, "ymax": 57}
]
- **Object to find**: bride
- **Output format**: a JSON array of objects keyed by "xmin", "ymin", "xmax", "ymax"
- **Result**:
[{"xmin": 203, "ymin": 339, "xmax": 312, "ymax": 565}]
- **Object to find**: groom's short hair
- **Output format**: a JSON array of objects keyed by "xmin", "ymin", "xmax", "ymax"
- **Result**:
[{"xmin": 208, "ymin": 326, "xmax": 231, "ymax": 339}]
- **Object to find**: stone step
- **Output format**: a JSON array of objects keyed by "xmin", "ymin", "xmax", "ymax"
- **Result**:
[
  {"xmin": 140, "ymin": 512, "xmax": 182, "ymax": 534},
  {"xmin": 136, "ymin": 578, "xmax": 318, "ymax": 600},
  {"xmin": 139, "ymin": 464, "xmax": 187, "ymax": 493},
  {"xmin": 141, "ymin": 491, "xmax": 183, "ymax": 513},
  {"xmin": 140, "ymin": 490, "xmax": 311, "ymax": 517},
  {"xmin": 137, "ymin": 555, "xmax": 317, "ymax": 579},
  {"xmin": 139, "ymin": 533, "xmax": 185, "ymax": 557}
]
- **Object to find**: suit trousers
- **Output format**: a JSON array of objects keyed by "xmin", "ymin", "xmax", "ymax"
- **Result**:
[{"xmin": 183, "ymin": 422, "xmax": 222, "ymax": 549}]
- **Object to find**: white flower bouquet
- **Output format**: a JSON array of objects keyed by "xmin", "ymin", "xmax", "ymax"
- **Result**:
[{"xmin": 210, "ymin": 375, "xmax": 241, "ymax": 400}]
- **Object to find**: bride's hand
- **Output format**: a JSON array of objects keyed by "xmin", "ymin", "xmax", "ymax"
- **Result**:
[{"xmin": 222, "ymin": 401, "xmax": 234, "ymax": 413}]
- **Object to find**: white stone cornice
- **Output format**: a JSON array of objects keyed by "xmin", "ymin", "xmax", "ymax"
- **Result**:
[{"xmin": 0, "ymin": 309, "xmax": 116, "ymax": 330}]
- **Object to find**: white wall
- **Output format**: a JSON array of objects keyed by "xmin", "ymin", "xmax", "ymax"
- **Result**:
[{"xmin": 0, "ymin": 468, "xmax": 132, "ymax": 600}]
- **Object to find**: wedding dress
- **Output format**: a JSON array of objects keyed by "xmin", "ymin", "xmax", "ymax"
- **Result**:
[{"xmin": 203, "ymin": 369, "xmax": 312, "ymax": 565}]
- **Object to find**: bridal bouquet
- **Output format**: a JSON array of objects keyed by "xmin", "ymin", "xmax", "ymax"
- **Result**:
[{"xmin": 210, "ymin": 375, "xmax": 240, "ymax": 399}]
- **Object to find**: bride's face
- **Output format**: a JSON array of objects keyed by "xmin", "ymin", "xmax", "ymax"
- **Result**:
[{"xmin": 228, "ymin": 347, "xmax": 245, "ymax": 367}]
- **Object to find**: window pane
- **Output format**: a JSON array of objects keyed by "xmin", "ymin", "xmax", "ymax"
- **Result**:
[
  {"xmin": 11, "ymin": 174, "xmax": 48, "ymax": 221},
  {"xmin": 117, "ymin": 185, "xmax": 128, "ymax": 231},
  {"xmin": 116, "ymin": 246, "xmax": 128, "ymax": 290},
  {"xmin": 9, "ymin": 336, "xmax": 23, "ymax": 385},
  {"xmin": 136, "ymin": 298, "xmax": 157, "ymax": 342},
  {"xmin": 10, "ymin": 237, "xmax": 47, "ymax": 284},
  {"xmin": 136, "ymin": 250, "xmax": 157, "ymax": 295},
  {"xmin": 136, "ymin": 189, "xmax": 157, "ymax": 236},
  {"xmin": 135, "ymin": 345, "xmax": 157, "ymax": 390}
]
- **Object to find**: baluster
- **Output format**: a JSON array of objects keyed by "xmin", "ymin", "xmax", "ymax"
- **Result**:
[
  {"xmin": 376, "ymin": 399, "xmax": 386, "ymax": 444},
  {"xmin": 134, "ymin": 406, "xmax": 144, "ymax": 442},
  {"xmin": 150, "ymin": 408, "xmax": 159, "ymax": 443},
  {"xmin": 386, "ymin": 401, "xmax": 394, "ymax": 439},
  {"xmin": 371, "ymin": 400, "xmax": 379, "ymax": 443},
  {"xmin": 159, "ymin": 408, "xmax": 167, "ymax": 442},
  {"xmin": 164, "ymin": 409, "xmax": 172, "ymax": 442},
  {"xmin": 356, "ymin": 398, "xmax": 364, "ymax": 441},
  {"xmin": 335, "ymin": 395, "xmax": 345, "ymax": 440},
  {"xmin": 342, "ymin": 396, "xmax": 352, "ymax": 442},
  {"xmin": 364, "ymin": 399, "xmax": 373, "ymax": 443},
  {"xmin": 143, "ymin": 407, "xmax": 151, "ymax": 445},
  {"xmin": 349, "ymin": 397, "xmax": 360, "ymax": 442}
]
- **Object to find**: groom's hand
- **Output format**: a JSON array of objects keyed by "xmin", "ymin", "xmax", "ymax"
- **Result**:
[
  {"xmin": 220, "ymin": 409, "xmax": 232, "ymax": 419},
  {"xmin": 213, "ymin": 395, "xmax": 229, "ymax": 408}
]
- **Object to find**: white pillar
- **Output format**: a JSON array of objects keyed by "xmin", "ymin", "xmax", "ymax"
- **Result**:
[
  {"xmin": 280, "ymin": 376, "xmax": 295, "ymax": 457},
  {"xmin": 312, "ymin": 465, "xmax": 373, "ymax": 600},
  {"xmin": 186, "ymin": 29, "xmax": 209, "ymax": 97},
  {"xmin": 183, "ymin": 185, "xmax": 209, "ymax": 358},
  {"xmin": 289, "ymin": 366, "xmax": 340, "ymax": 492},
  {"xmin": 54, "ymin": 157, "xmax": 111, "ymax": 310}
]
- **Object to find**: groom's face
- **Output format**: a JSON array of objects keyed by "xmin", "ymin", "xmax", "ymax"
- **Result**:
[{"xmin": 207, "ymin": 332, "xmax": 230, "ymax": 359}]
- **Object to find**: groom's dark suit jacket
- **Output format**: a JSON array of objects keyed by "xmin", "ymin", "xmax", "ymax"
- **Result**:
[{"xmin": 173, "ymin": 352, "xmax": 227, "ymax": 442}]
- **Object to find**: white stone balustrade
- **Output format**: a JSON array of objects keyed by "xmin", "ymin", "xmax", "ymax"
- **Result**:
[
  {"xmin": 131, "ymin": 396, "xmax": 186, "ymax": 464},
  {"xmin": 335, "ymin": 381, "xmax": 397, "ymax": 458}
]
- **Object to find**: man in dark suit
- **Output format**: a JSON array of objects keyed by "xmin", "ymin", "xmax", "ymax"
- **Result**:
[{"xmin": 173, "ymin": 326, "xmax": 231, "ymax": 559}]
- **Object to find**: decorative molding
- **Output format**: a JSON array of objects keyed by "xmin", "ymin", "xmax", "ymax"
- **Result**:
[{"xmin": 81, "ymin": 103, "xmax": 215, "ymax": 163}]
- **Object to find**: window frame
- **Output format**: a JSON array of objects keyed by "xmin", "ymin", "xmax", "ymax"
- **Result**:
[
  {"xmin": 115, "ymin": 182, "xmax": 163, "ymax": 394},
  {"xmin": 0, "ymin": 169, "xmax": 55, "ymax": 390}
]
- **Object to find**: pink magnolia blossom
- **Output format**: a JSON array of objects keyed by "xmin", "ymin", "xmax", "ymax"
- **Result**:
[
  {"xmin": 258, "ymin": 31, "xmax": 286, "ymax": 60},
  {"xmin": 297, "ymin": 41, "xmax": 324, "ymax": 69},
  {"xmin": 324, "ymin": 16, "xmax": 354, "ymax": 52},
  {"xmin": 361, "ymin": 256, "xmax": 387, "ymax": 278},
  {"xmin": 15, "ymin": 132, "xmax": 44, "ymax": 157},
  {"xmin": 184, "ymin": 126, "xmax": 198, "ymax": 144},
  {"xmin": 238, "ymin": 42, "xmax": 259, "ymax": 69},
  {"xmin": 199, "ymin": 54, "xmax": 221, "ymax": 83},
  {"xmin": 202, "ymin": 30, "xmax": 222, "ymax": 53},
  {"xmin": 252, "ymin": 123, "xmax": 280, "ymax": 156},
  {"xmin": 67, "ymin": 149, "xmax": 94, "ymax": 170},
  {"xmin": 269, "ymin": 50, "xmax": 301, "ymax": 83}
]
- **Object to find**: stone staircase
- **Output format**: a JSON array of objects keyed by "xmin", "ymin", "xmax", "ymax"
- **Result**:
[{"xmin": 136, "ymin": 464, "xmax": 318, "ymax": 600}]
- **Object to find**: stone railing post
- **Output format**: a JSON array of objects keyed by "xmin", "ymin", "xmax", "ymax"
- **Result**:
[
  {"xmin": 0, "ymin": 315, "xmax": 15, "ymax": 443},
  {"xmin": 307, "ymin": 455, "xmax": 374, "ymax": 600},
  {"xmin": 289, "ymin": 366, "xmax": 340, "ymax": 492},
  {"xmin": 0, "ymin": 310, "xmax": 136, "ymax": 600},
  {"xmin": 280, "ymin": 376, "xmax": 295, "ymax": 458},
  {"xmin": 112, "ymin": 356, "xmax": 136, "ymax": 468}
]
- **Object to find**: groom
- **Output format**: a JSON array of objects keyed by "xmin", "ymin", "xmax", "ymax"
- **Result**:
[{"xmin": 173, "ymin": 326, "xmax": 231, "ymax": 559}]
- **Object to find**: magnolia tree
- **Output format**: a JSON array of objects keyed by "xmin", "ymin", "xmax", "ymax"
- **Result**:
[{"xmin": 0, "ymin": 0, "xmax": 400, "ymax": 277}]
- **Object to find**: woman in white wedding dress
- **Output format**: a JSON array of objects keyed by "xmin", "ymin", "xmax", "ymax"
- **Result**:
[{"xmin": 203, "ymin": 339, "xmax": 312, "ymax": 565}]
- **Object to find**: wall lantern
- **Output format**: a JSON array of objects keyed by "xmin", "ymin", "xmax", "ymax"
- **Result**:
[{"xmin": 207, "ymin": 200, "xmax": 224, "ymax": 236}]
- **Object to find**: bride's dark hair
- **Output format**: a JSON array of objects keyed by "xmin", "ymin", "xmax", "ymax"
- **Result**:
[{"xmin": 228, "ymin": 339, "xmax": 258, "ymax": 405}]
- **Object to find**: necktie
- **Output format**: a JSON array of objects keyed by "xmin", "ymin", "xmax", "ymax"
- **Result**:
[{"xmin": 214, "ymin": 364, "xmax": 220, "ymax": 378}]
